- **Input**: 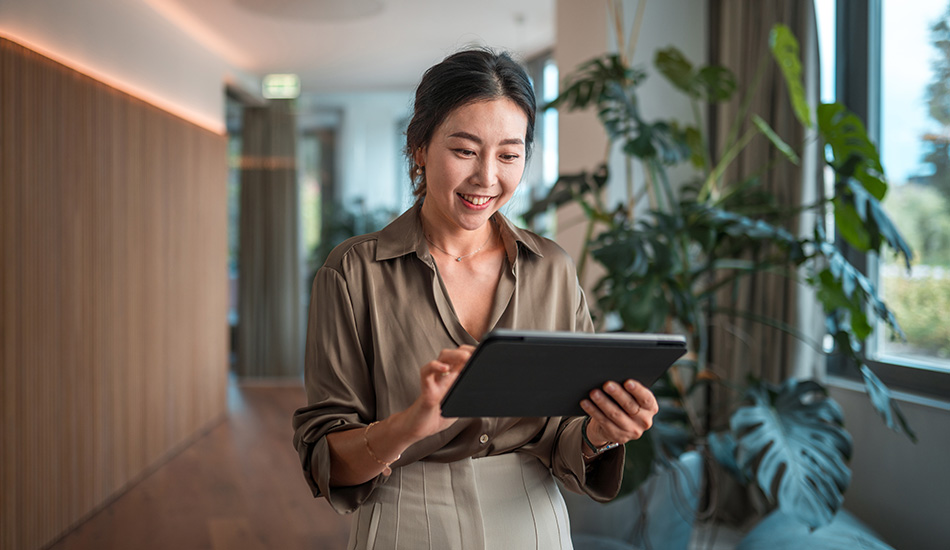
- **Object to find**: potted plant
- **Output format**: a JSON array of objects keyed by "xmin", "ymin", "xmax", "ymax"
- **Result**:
[{"xmin": 532, "ymin": 13, "xmax": 912, "ymax": 549}]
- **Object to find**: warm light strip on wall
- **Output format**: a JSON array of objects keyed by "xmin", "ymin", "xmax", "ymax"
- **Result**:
[
  {"xmin": 1, "ymin": 37, "xmax": 229, "ymax": 548},
  {"xmin": 0, "ymin": 30, "xmax": 226, "ymax": 135}
]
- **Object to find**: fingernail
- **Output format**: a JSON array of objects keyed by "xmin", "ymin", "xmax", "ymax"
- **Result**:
[
  {"xmin": 605, "ymin": 382, "xmax": 617, "ymax": 391},
  {"xmin": 625, "ymin": 380, "xmax": 637, "ymax": 390}
]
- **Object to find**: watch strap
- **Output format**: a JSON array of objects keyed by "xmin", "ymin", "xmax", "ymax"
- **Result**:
[{"xmin": 581, "ymin": 416, "xmax": 620, "ymax": 457}]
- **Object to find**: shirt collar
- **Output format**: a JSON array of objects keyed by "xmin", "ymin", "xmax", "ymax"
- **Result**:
[{"xmin": 375, "ymin": 203, "xmax": 545, "ymax": 264}]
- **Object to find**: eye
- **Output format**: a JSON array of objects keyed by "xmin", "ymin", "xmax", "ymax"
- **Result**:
[
  {"xmin": 500, "ymin": 153, "xmax": 521, "ymax": 162},
  {"xmin": 454, "ymin": 149, "xmax": 476, "ymax": 157}
]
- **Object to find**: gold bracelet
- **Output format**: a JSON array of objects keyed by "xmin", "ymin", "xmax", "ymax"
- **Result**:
[{"xmin": 364, "ymin": 421, "xmax": 401, "ymax": 476}]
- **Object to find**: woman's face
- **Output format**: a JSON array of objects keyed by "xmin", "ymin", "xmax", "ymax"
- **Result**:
[{"xmin": 417, "ymin": 98, "xmax": 528, "ymax": 234}]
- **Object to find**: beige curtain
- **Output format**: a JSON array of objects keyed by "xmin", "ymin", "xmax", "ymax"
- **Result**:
[
  {"xmin": 236, "ymin": 99, "xmax": 302, "ymax": 377},
  {"xmin": 706, "ymin": 0, "xmax": 822, "ymax": 429}
]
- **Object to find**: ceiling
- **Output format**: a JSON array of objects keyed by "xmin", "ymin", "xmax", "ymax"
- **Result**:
[{"xmin": 146, "ymin": 0, "xmax": 555, "ymax": 95}]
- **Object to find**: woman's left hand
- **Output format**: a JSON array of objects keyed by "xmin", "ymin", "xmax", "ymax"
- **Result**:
[{"xmin": 580, "ymin": 379, "xmax": 659, "ymax": 449}]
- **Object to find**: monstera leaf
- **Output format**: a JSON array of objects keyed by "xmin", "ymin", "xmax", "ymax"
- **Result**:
[
  {"xmin": 707, "ymin": 431, "xmax": 747, "ymax": 483},
  {"xmin": 598, "ymin": 80, "xmax": 692, "ymax": 165},
  {"xmin": 860, "ymin": 365, "xmax": 917, "ymax": 442},
  {"xmin": 655, "ymin": 47, "xmax": 737, "ymax": 102},
  {"xmin": 522, "ymin": 163, "xmax": 609, "ymax": 223},
  {"xmin": 834, "ymin": 179, "xmax": 913, "ymax": 266},
  {"xmin": 738, "ymin": 509, "xmax": 894, "ymax": 550},
  {"xmin": 814, "ymin": 236, "xmax": 905, "ymax": 340},
  {"xmin": 818, "ymin": 103, "xmax": 890, "ymax": 207},
  {"xmin": 731, "ymin": 379, "xmax": 853, "ymax": 529},
  {"xmin": 547, "ymin": 54, "xmax": 645, "ymax": 112},
  {"xmin": 770, "ymin": 24, "xmax": 812, "ymax": 128}
]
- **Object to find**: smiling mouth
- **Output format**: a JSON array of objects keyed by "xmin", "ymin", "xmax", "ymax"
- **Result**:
[{"xmin": 458, "ymin": 193, "xmax": 493, "ymax": 206}]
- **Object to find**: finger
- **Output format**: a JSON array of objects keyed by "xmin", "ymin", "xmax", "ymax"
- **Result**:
[
  {"xmin": 437, "ymin": 347, "xmax": 473, "ymax": 367},
  {"xmin": 580, "ymin": 399, "xmax": 624, "ymax": 442},
  {"xmin": 581, "ymin": 399, "xmax": 643, "ymax": 444},
  {"xmin": 602, "ymin": 380, "xmax": 644, "ymax": 417},
  {"xmin": 587, "ymin": 388, "xmax": 641, "ymax": 434},
  {"xmin": 624, "ymin": 379, "xmax": 659, "ymax": 414},
  {"xmin": 421, "ymin": 360, "xmax": 451, "ymax": 382}
]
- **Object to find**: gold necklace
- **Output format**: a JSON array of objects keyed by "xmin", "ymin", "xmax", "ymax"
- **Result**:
[{"xmin": 425, "ymin": 222, "xmax": 495, "ymax": 262}]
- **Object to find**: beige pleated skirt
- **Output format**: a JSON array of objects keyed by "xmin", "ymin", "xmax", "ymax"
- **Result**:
[{"xmin": 346, "ymin": 452, "xmax": 574, "ymax": 550}]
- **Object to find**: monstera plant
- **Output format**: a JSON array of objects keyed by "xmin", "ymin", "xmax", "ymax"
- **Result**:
[{"xmin": 531, "ymin": 19, "xmax": 913, "ymax": 542}]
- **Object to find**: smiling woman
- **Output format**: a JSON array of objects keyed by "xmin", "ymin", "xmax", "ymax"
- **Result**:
[{"xmin": 291, "ymin": 49, "xmax": 661, "ymax": 550}]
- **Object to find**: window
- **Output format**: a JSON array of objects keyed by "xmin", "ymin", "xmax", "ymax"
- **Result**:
[
  {"xmin": 819, "ymin": 0, "xmax": 950, "ymax": 397},
  {"xmin": 876, "ymin": 0, "xmax": 950, "ymax": 371},
  {"xmin": 510, "ymin": 52, "xmax": 559, "ymax": 234}
]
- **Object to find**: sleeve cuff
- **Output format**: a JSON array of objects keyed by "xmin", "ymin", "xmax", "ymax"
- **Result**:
[{"xmin": 553, "ymin": 417, "xmax": 624, "ymax": 502}]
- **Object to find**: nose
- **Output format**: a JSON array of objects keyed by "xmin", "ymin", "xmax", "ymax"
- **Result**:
[{"xmin": 473, "ymin": 156, "xmax": 497, "ymax": 187}]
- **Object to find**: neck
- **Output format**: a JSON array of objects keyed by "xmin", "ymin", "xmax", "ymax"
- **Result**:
[
  {"xmin": 419, "ymin": 210, "xmax": 496, "ymax": 261},
  {"xmin": 420, "ymin": 206, "xmax": 494, "ymax": 247}
]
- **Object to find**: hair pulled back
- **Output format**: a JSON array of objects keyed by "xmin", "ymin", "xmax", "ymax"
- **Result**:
[{"xmin": 405, "ymin": 49, "xmax": 536, "ymax": 202}]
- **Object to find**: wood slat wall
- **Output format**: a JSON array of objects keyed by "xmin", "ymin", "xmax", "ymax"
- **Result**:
[{"xmin": 1, "ymin": 37, "xmax": 229, "ymax": 550}]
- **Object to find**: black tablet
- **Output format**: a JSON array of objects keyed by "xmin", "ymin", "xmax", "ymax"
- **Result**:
[{"xmin": 440, "ymin": 329, "xmax": 687, "ymax": 418}]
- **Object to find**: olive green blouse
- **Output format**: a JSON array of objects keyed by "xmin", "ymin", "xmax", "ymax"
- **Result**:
[{"xmin": 292, "ymin": 205, "xmax": 624, "ymax": 514}]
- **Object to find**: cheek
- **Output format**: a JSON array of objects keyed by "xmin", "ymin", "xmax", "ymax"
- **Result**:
[{"xmin": 500, "ymin": 163, "xmax": 526, "ymax": 188}]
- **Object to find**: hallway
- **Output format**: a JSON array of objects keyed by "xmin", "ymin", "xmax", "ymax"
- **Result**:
[{"xmin": 48, "ymin": 382, "xmax": 350, "ymax": 550}]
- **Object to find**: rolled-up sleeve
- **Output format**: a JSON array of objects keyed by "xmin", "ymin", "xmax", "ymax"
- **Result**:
[{"xmin": 291, "ymin": 265, "xmax": 382, "ymax": 514}]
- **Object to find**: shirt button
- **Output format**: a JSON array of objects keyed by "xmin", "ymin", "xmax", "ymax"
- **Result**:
[{"xmin": 479, "ymin": 434, "xmax": 489, "ymax": 444}]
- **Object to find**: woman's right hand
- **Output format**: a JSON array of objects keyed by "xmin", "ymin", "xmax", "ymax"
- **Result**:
[
  {"xmin": 327, "ymin": 345, "xmax": 473, "ymax": 487},
  {"xmin": 402, "ymin": 345, "xmax": 473, "ymax": 439}
]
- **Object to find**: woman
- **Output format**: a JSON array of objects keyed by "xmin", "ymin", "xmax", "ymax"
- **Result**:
[{"xmin": 292, "ymin": 49, "xmax": 658, "ymax": 550}]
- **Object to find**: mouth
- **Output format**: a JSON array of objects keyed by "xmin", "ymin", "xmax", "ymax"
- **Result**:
[{"xmin": 458, "ymin": 193, "xmax": 494, "ymax": 208}]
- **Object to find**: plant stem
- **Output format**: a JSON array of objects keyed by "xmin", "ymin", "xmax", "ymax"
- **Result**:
[
  {"xmin": 626, "ymin": 154, "xmax": 636, "ymax": 218},
  {"xmin": 700, "ymin": 126, "xmax": 758, "ymax": 202},
  {"xmin": 723, "ymin": 51, "xmax": 770, "ymax": 159},
  {"xmin": 576, "ymin": 211, "xmax": 597, "ymax": 284},
  {"xmin": 644, "ymin": 160, "xmax": 659, "ymax": 210},
  {"xmin": 611, "ymin": 0, "xmax": 626, "ymax": 65},
  {"xmin": 627, "ymin": 0, "xmax": 648, "ymax": 64},
  {"xmin": 696, "ymin": 261, "xmax": 804, "ymax": 297},
  {"xmin": 713, "ymin": 306, "xmax": 826, "ymax": 351},
  {"xmin": 692, "ymin": 98, "xmax": 713, "ymax": 177},
  {"xmin": 670, "ymin": 363, "xmax": 704, "ymax": 435}
]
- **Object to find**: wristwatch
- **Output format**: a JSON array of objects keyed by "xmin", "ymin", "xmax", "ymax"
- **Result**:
[{"xmin": 581, "ymin": 416, "xmax": 620, "ymax": 457}]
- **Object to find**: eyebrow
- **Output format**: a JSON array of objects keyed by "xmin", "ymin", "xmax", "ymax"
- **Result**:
[{"xmin": 448, "ymin": 131, "xmax": 524, "ymax": 147}]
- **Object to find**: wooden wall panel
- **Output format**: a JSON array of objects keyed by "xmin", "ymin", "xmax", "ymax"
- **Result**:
[{"xmin": 0, "ymin": 37, "xmax": 229, "ymax": 550}]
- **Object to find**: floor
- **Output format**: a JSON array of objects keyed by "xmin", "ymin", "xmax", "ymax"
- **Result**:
[
  {"xmin": 48, "ymin": 381, "xmax": 351, "ymax": 550},
  {"xmin": 45, "ymin": 379, "xmax": 744, "ymax": 550}
]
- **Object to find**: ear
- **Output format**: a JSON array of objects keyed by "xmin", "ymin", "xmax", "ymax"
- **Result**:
[{"xmin": 413, "ymin": 146, "xmax": 427, "ymax": 168}]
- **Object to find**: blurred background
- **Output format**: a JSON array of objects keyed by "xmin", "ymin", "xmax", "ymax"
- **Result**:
[{"xmin": 1, "ymin": 1, "xmax": 948, "ymax": 549}]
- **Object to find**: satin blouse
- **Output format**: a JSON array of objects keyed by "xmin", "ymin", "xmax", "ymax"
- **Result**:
[{"xmin": 292, "ymin": 205, "xmax": 624, "ymax": 514}]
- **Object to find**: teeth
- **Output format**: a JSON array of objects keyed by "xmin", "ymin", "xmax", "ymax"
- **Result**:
[{"xmin": 460, "ymin": 194, "xmax": 491, "ymax": 206}]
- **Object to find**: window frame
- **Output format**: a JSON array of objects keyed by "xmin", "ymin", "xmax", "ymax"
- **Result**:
[{"xmin": 826, "ymin": 0, "xmax": 950, "ymax": 400}]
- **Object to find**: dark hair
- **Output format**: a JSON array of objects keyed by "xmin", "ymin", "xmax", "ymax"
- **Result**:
[{"xmin": 405, "ymin": 49, "xmax": 537, "ymax": 202}]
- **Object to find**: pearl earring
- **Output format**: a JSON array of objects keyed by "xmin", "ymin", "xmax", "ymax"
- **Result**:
[{"xmin": 415, "ymin": 166, "xmax": 423, "ymax": 176}]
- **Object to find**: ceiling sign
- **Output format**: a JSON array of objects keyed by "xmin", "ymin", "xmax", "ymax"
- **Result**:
[{"xmin": 262, "ymin": 73, "xmax": 300, "ymax": 99}]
